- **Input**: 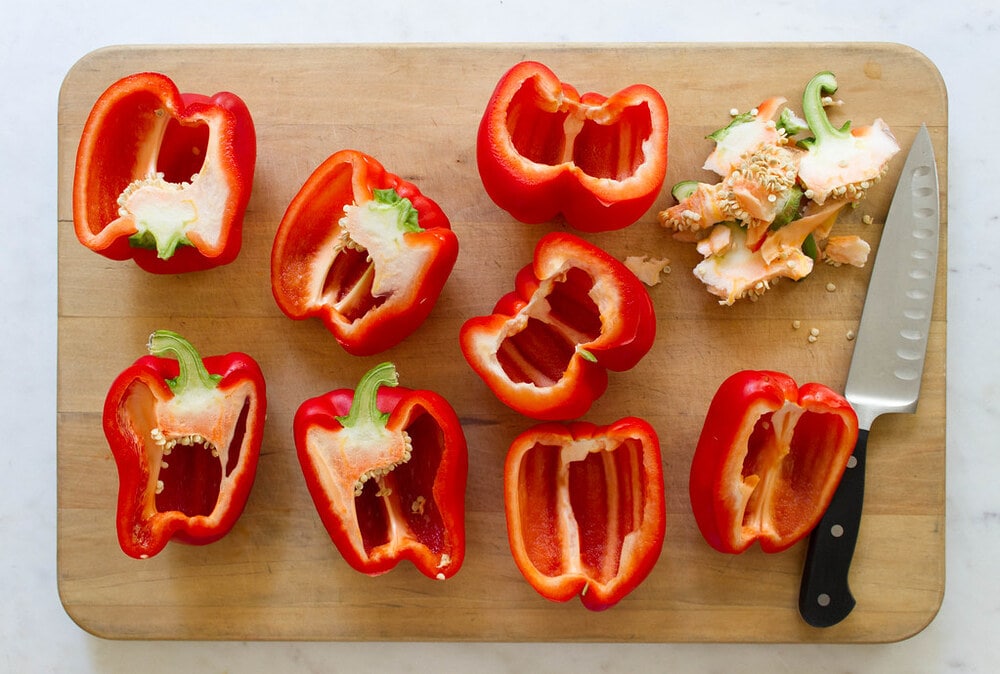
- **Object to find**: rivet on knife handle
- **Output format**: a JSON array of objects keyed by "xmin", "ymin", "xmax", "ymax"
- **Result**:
[{"xmin": 798, "ymin": 429, "xmax": 869, "ymax": 627}]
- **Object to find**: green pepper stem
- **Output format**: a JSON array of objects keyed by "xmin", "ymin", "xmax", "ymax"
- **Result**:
[
  {"xmin": 147, "ymin": 330, "xmax": 222, "ymax": 394},
  {"xmin": 335, "ymin": 362, "xmax": 400, "ymax": 429},
  {"xmin": 371, "ymin": 188, "xmax": 423, "ymax": 233},
  {"xmin": 802, "ymin": 71, "xmax": 849, "ymax": 147}
]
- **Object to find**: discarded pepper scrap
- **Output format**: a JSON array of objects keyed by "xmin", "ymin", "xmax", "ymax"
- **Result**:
[{"xmin": 658, "ymin": 71, "xmax": 899, "ymax": 304}]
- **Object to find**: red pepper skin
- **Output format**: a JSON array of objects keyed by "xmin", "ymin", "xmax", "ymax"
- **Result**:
[
  {"xmin": 689, "ymin": 370, "xmax": 859, "ymax": 554},
  {"xmin": 477, "ymin": 60, "xmax": 669, "ymax": 232},
  {"xmin": 294, "ymin": 363, "xmax": 467, "ymax": 579},
  {"xmin": 504, "ymin": 417, "xmax": 665, "ymax": 611},
  {"xmin": 460, "ymin": 232, "xmax": 655, "ymax": 421},
  {"xmin": 103, "ymin": 331, "xmax": 266, "ymax": 559},
  {"xmin": 73, "ymin": 72, "xmax": 256, "ymax": 273},
  {"xmin": 271, "ymin": 150, "xmax": 458, "ymax": 356}
]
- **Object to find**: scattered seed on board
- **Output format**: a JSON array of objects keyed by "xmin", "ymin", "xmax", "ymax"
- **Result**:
[{"xmin": 826, "ymin": 282, "xmax": 837, "ymax": 292}]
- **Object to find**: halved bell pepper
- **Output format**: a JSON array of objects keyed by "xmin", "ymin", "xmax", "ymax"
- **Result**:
[
  {"xmin": 477, "ymin": 60, "xmax": 669, "ymax": 232},
  {"xmin": 504, "ymin": 417, "xmax": 666, "ymax": 611},
  {"xmin": 689, "ymin": 370, "xmax": 858, "ymax": 554},
  {"xmin": 271, "ymin": 150, "xmax": 458, "ymax": 356},
  {"xmin": 294, "ymin": 362, "xmax": 467, "ymax": 579},
  {"xmin": 460, "ymin": 232, "xmax": 656, "ymax": 421},
  {"xmin": 73, "ymin": 72, "xmax": 256, "ymax": 273},
  {"xmin": 103, "ymin": 330, "xmax": 267, "ymax": 559}
]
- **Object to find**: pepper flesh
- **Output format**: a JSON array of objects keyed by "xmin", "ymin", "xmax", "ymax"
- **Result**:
[
  {"xmin": 477, "ymin": 60, "xmax": 669, "ymax": 232},
  {"xmin": 73, "ymin": 72, "xmax": 256, "ymax": 273},
  {"xmin": 103, "ymin": 330, "xmax": 267, "ymax": 559},
  {"xmin": 504, "ymin": 418, "xmax": 665, "ymax": 610},
  {"xmin": 796, "ymin": 71, "xmax": 900, "ymax": 205},
  {"xmin": 294, "ymin": 363, "xmax": 467, "ymax": 579},
  {"xmin": 271, "ymin": 150, "xmax": 458, "ymax": 356},
  {"xmin": 689, "ymin": 370, "xmax": 858, "ymax": 554},
  {"xmin": 460, "ymin": 232, "xmax": 656, "ymax": 421},
  {"xmin": 658, "ymin": 71, "xmax": 898, "ymax": 304}
]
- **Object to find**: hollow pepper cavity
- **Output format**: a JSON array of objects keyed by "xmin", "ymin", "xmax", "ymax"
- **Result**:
[
  {"xmin": 689, "ymin": 370, "xmax": 858, "ymax": 554},
  {"xmin": 504, "ymin": 417, "xmax": 666, "ymax": 611},
  {"xmin": 459, "ymin": 232, "xmax": 656, "ymax": 421},
  {"xmin": 103, "ymin": 330, "xmax": 266, "ymax": 559},
  {"xmin": 271, "ymin": 150, "xmax": 458, "ymax": 356},
  {"xmin": 73, "ymin": 72, "xmax": 256, "ymax": 273},
  {"xmin": 477, "ymin": 60, "xmax": 669, "ymax": 232},
  {"xmin": 294, "ymin": 362, "xmax": 467, "ymax": 579}
]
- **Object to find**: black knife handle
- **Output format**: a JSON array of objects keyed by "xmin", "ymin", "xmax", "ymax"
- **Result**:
[{"xmin": 798, "ymin": 428, "xmax": 869, "ymax": 628}]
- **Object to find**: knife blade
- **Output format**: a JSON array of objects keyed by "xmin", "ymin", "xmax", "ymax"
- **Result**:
[{"xmin": 798, "ymin": 124, "xmax": 940, "ymax": 628}]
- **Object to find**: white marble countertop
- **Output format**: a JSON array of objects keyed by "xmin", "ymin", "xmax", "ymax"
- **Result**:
[{"xmin": 3, "ymin": 1, "xmax": 996, "ymax": 671}]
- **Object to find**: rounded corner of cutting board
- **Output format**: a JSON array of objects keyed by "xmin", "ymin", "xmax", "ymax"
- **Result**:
[{"xmin": 57, "ymin": 581, "xmax": 117, "ymax": 642}]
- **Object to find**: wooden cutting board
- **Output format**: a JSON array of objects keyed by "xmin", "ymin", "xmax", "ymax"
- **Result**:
[{"xmin": 56, "ymin": 43, "xmax": 947, "ymax": 642}]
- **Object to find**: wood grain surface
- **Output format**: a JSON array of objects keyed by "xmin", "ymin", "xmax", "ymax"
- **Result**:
[{"xmin": 56, "ymin": 43, "xmax": 947, "ymax": 642}]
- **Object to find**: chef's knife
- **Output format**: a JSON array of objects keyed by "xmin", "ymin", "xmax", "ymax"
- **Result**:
[{"xmin": 798, "ymin": 125, "xmax": 940, "ymax": 628}]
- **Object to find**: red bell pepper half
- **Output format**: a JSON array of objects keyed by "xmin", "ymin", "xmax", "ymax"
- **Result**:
[
  {"xmin": 73, "ymin": 72, "xmax": 256, "ymax": 273},
  {"xmin": 271, "ymin": 150, "xmax": 458, "ymax": 356},
  {"xmin": 477, "ymin": 60, "xmax": 669, "ymax": 232},
  {"xmin": 294, "ymin": 362, "xmax": 467, "ymax": 579},
  {"xmin": 504, "ymin": 417, "xmax": 665, "ymax": 611},
  {"xmin": 689, "ymin": 370, "xmax": 859, "ymax": 554},
  {"xmin": 103, "ymin": 330, "xmax": 266, "ymax": 559},
  {"xmin": 459, "ymin": 232, "xmax": 655, "ymax": 421}
]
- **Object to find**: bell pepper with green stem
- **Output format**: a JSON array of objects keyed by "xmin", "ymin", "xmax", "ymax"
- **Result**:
[
  {"xmin": 689, "ymin": 370, "xmax": 858, "ymax": 554},
  {"xmin": 460, "ymin": 232, "xmax": 656, "ymax": 421},
  {"xmin": 73, "ymin": 72, "xmax": 256, "ymax": 273},
  {"xmin": 477, "ymin": 60, "xmax": 669, "ymax": 232},
  {"xmin": 103, "ymin": 330, "xmax": 267, "ymax": 559},
  {"xmin": 294, "ymin": 362, "xmax": 467, "ymax": 579},
  {"xmin": 504, "ymin": 417, "xmax": 666, "ymax": 610},
  {"xmin": 271, "ymin": 150, "xmax": 458, "ymax": 356}
]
